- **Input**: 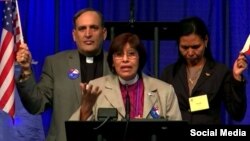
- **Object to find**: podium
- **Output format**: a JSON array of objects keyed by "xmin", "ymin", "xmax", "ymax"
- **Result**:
[
  {"xmin": 65, "ymin": 120, "xmax": 188, "ymax": 141},
  {"xmin": 104, "ymin": 22, "xmax": 178, "ymax": 77}
]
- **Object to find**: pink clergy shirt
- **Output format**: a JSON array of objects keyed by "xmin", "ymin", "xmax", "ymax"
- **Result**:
[{"xmin": 120, "ymin": 78, "xmax": 144, "ymax": 118}]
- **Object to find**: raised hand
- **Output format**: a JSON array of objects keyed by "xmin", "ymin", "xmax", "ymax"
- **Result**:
[
  {"xmin": 16, "ymin": 43, "xmax": 32, "ymax": 71},
  {"xmin": 233, "ymin": 53, "xmax": 248, "ymax": 81},
  {"xmin": 80, "ymin": 83, "xmax": 102, "ymax": 120}
]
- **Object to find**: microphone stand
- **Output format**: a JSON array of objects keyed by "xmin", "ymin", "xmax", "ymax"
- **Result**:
[
  {"xmin": 129, "ymin": 0, "xmax": 135, "ymax": 31},
  {"xmin": 125, "ymin": 84, "xmax": 130, "ymax": 120},
  {"xmin": 123, "ymin": 1, "xmax": 134, "ymax": 140},
  {"xmin": 123, "ymin": 84, "xmax": 130, "ymax": 141}
]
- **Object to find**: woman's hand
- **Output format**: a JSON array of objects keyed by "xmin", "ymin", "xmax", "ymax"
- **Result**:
[{"xmin": 233, "ymin": 53, "xmax": 248, "ymax": 81}]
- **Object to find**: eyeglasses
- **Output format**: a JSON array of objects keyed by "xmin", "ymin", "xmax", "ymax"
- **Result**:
[{"xmin": 113, "ymin": 51, "xmax": 138, "ymax": 60}]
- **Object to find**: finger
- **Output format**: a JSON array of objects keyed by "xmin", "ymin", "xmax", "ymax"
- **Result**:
[
  {"xmin": 94, "ymin": 86, "xmax": 101, "ymax": 95},
  {"xmin": 19, "ymin": 43, "xmax": 28, "ymax": 50},
  {"xmin": 80, "ymin": 83, "xmax": 88, "ymax": 95},
  {"xmin": 20, "ymin": 53, "xmax": 30, "ymax": 63},
  {"xmin": 86, "ymin": 84, "xmax": 91, "ymax": 90},
  {"xmin": 85, "ymin": 84, "xmax": 93, "ymax": 95},
  {"xmin": 21, "ymin": 53, "xmax": 25, "ymax": 62},
  {"xmin": 86, "ymin": 84, "xmax": 93, "ymax": 90},
  {"xmin": 239, "ymin": 52, "xmax": 247, "ymax": 58},
  {"xmin": 237, "ymin": 61, "xmax": 248, "ymax": 68},
  {"xmin": 237, "ymin": 57, "xmax": 247, "ymax": 65},
  {"xmin": 238, "ymin": 55, "xmax": 247, "ymax": 62},
  {"xmin": 80, "ymin": 83, "xmax": 87, "ymax": 89},
  {"xmin": 94, "ymin": 86, "xmax": 99, "ymax": 93}
]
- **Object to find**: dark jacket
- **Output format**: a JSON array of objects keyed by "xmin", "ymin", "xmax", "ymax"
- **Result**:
[{"xmin": 160, "ymin": 60, "xmax": 246, "ymax": 124}]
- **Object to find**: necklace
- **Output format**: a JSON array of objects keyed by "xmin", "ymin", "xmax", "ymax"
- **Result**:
[
  {"xmin": 188, "ymin": 78, "xmax": 195, "ymax": 85},
  {"xmin": 186, "ymin": 65, "xmax": 203, "ymax": 85},
  {"xmin": 186, "ymin": 59, "xmax": 206, "ymax": 95},
  {"xmin": 187, "ymin": 66, "xmax": 203, "ymax": 95}
]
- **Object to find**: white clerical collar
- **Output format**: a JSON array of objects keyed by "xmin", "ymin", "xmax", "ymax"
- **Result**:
[
  {"xmin": 83, "ymin": 48, "xmax": 102, "ymax": 64},
  {"xmin": 86, "ymin": 57, "xmax": 94, "ymax": 64},
  {"xmin": 118, "ymin": 74, "xmax": 139, "ymax": 85}
]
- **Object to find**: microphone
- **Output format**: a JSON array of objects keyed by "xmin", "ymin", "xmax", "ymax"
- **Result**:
[
  {"xmin": 125, "ymin": 84, "xmax": 130, "ymax": 120},
  {"xmin": 94, "ymin": 108, "xmax": 118, "ymax": 130},
  {"xmin": 97, "ymin": 108, "xmax": 118, "ymax": 121}
]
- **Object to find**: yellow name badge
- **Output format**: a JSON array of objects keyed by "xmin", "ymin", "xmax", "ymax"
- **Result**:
[{"xmin": 189, "ymin": 95, "xmax": 209, "ymax": 112}]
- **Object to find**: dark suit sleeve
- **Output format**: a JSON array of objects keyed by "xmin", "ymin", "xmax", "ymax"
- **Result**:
[
  {"xmin": 223, "ymin": 71, "xmax": 247, "ymax": 121},
  {"xmin": 160, "ymin": 66, "xmax": 173, "ymax": 84}
]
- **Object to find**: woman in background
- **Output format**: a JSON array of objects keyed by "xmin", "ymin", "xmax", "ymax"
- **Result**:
[{"xmin": 160, "ymin": 17, "xmax": 247, "ymax": 124}]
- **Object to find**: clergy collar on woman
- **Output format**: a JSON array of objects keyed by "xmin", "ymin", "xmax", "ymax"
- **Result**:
[{"xmin": 118, "ymin": 74, "xmax": 139, "ymax": 85}]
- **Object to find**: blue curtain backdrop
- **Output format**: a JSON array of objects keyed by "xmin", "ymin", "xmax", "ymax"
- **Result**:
[{"xmin": 0, "ymin": 0, "xmax": 250, "ymax": 140}]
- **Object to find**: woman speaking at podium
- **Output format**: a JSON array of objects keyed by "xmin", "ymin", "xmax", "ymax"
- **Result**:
[{"xmin": 70, "ymin": 32, "xmax": 182, "ymax": 121}]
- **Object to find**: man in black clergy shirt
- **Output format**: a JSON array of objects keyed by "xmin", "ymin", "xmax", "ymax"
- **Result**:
[{"xmin": 15, "ymin": 8, "xmax": 110, "ymax": 141}]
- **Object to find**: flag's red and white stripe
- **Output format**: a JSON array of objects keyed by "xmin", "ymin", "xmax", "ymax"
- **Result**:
[{"xmin": 0, "ymin": 0, "xmax": 22, "ymax": 119}]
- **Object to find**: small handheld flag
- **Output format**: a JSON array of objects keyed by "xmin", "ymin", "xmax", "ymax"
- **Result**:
[{"xmin": 240, "ymin": 34, "xmax": 250, "ymax": 56}]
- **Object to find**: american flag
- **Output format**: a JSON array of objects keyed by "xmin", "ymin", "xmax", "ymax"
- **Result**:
[{"xmin": 0, "ymin": 0, "xmax": 22, "ymax": 119}]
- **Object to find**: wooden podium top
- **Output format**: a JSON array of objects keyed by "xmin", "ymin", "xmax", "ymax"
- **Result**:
[{"xmin": 104, "ymin": 22, "xmax": 178, "ymax": 40}]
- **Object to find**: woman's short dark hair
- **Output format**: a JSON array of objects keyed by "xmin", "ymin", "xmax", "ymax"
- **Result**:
[{"xmin": 107, "ymin": 32, "xmax": 147, "ymax": 74}]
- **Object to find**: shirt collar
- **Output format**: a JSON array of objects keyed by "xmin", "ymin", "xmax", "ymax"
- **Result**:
[{"xmin": 118, "ymin": 74, "xmax": 139, "ymax": 85}]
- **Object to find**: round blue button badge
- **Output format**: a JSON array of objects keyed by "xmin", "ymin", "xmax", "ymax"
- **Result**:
[{"xmin": 67, "ymin": 68, "xmax": 80, "ymax": 80}]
